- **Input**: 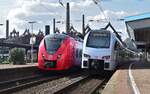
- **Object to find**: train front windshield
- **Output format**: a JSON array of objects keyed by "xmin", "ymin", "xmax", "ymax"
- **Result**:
[
  {"xmin": 86, "ymin": 32, "xmax": 110, "ymax": 48},
  {"xmin": 44, "ymin": 34, "xmax": 67, "ymax": 54}
]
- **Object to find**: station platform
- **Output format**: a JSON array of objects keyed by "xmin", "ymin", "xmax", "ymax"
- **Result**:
[
  {"xmin": 0, "ymin": 63, "xmax": 37, "ymax": 70},
  {"xmin": 102, "ymin": 61, "xmax": 150, "ymax": 94},
  {"xmin": 0, "ymin": 63, "xmax": 38, "ymax": 81}
]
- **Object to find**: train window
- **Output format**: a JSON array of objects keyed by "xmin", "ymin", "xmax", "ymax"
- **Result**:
[
  {"xmin": 76, "ymin": 49, "xmax": 82, "ymax": 58},
  {"xmin": 86, "ymin": 32, "xmax": 110, "ymax": 48},
  {"xmin": 79, "ymin": 50, "xmax": 82, "ymax": 57},
  {"xmin": 114, "ymin": 42, "xmax": 121, "ymax": 50},
  {"xmin": 44, "ymin": 34, "xmax": 67, "ymax": 54},
  {"xmin": 76, "ymin": 49, "xmax": 79, "ymax": 58}
]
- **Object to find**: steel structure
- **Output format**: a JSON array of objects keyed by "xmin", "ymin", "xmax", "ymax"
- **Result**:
[{"xmin": 124, "ymin": 12, "xmax": 150, "ymax": 49}]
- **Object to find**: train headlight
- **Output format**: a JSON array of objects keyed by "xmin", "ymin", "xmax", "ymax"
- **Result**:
[
  {"xmin": 57, "ymin": 54, "xmax": 62, "ymax": 60},
  {"xmin": 42, "ymin": 53, "xmax": 45, "ymax": 59},
  {"xmin": 102, "ymin": 55, "xmax": 110, "ymax": 60},
  {"xmin": 84, "ymin": 54, "xmax": 90, "ymax": 58}
]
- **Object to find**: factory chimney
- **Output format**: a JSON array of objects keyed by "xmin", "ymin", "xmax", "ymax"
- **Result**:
[
  {"xmin": 53, "ymin": 18, "xmax": 56, "ymax": 33},
  {"xmin": 45, "ymin": 25, "xmax": 50, "ymax": 35},
  {"xmin": 66, "ymin": 3, "xmax": 70, "ymax": 34},
  {"xmin": 6, "ymin": 20, "xmax": 9, "ymax": 38},
  {"xmin": 82, "ymin": 14, "xmax": 85, "ymax": 36}
]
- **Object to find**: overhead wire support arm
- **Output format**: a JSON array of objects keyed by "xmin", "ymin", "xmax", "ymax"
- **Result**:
[
  {"xmin": 104, "ymin": 23, "xmax": 121, "ymax": 40},
  {"xmin": 105, "ymin": 23, "xmax": 137, "ymax": 54},
  {"xmin": 105, "ymin": 22, "xmax": 127, "ymax": 48},
  {"xmin": 85, "ymin": 24, "xmax": 91, "ymax": 35}
]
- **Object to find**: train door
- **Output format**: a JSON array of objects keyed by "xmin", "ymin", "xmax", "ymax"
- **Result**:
[
  {"xmin": 75, "ymin": 48, "xmax": 82, "ymax": 66},
  {"xmin": 114, "ymin": 41, "xmax": 121, "ymax": 66},
  {"xmin": 115, "ymin": 41, "xmax": 124, "ymax": 67}
]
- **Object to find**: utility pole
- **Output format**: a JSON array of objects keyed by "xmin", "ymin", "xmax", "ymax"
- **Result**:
[
  {"xmin": 0, "ymin": 23, "xmax": 4, "ymax": 61},
  {"xmin": 28, "ymin": 21, "xmax": 36, "ymax": 63},
  {"xmin": 45, "ymin": 25, "xmax": 50, "ymax": 35},
  {"xmin": 53, "ymin": 18, "xmax": 56, "ymax": 33},
  {"xmin": 6, "ymin": 20, "xmax": 9, "ymax": 39},
  {"xmin": 82, "ymin": 14, "xmax": 85, "ymax": 36},
  {"xmin": 66, "ymin": 2, "xmax": 70, "ymax": 34}
]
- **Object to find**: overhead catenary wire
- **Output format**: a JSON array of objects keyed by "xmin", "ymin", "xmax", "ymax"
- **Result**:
[
  {"xmin": 91, "ymin": 0, "xmax": 137, "ymax": 53},
  {"xmin": 92, "ymin": 0, "xmax": 110, "ymax": 23},
  {"xmin": 33, "ymin": 0, "xmax": 67, "ymax": 32},
  {"xmin": 29, "ymin": 0, "xmax": 64, "ymax": 20},
  {"xmin": 59, "ymin": 0, "xmax": 65, "ymax": 8}
]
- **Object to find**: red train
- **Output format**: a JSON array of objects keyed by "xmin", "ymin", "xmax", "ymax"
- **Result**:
[{"xmin": 38, "ymin": 34, "xmax": 83, "ymax": 71}]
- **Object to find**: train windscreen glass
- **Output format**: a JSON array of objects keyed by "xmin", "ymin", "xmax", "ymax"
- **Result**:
[
  {"xmin": 44, "ymin": 35, "xmax": 66, "ymax": 54},
  {"xmin": 86, "ymin": 32, "xmax": 110, "ymax": 48}
]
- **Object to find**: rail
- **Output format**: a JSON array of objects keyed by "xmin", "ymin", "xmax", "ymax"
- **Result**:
[{"xmin": 0, "ymin": 75, "xmax": 62, "ymax": 94}]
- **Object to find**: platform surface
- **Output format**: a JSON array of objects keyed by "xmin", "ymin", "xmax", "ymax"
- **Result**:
[
  {"xmin": 0, "ymin": 63, "xmax": 37, "ymax": 70},
  {"xmin": 102, "ymin": 61, "xmax": 150, "ymax": 94}
]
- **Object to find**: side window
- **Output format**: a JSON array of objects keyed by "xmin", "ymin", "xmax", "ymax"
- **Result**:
[
  {"xmin": 114, "ymin": 42, "xmax": 121, "ymax": 50},
  {"xmin": 76, "ymin": 49, "xmax": 79, "ymax": 58},
  {"xmin": 76, "ymin": 49, "xmax": 82, "ymax": 58},
  {"xmin": 79, "ymin": 50, "xmax": 82, "ymax": 57}
]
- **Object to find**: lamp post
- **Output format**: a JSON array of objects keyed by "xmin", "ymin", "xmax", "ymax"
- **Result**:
[
  {"xmin": 28, "ymin": 21, "xmax": 36, "ymax": 63},
  {"xmin": 0, "ymin": 23, "xmax": 4, "ymax": 61}
]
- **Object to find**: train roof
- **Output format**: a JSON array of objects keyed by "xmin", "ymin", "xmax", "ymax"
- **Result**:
[
  {"xmin": 89, "ymin": 29, "xmax": 110, "ymax": 33},
  {"xmin": 45, "ymin": 34, "xmax": 68, "ymax": 39},
  {"xmin": 44, "ymin": 33, "xmax": 83, "ymax": 42}
]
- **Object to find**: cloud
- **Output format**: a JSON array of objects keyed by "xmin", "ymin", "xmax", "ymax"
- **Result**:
[
  {"xmin": 87, "ymin": 10, "xmax": 130, "ymax": 22},
  {"xmin": 0, "ymin": 28, "xmax": 5, "ymax": 38},
  {"xmin": 6, "ymin": 0, "xmax": 139, "ymax": 39},
  {"xmin": 86, "ymin": 10, "xmax": 138, "ymax": 39},
  {"xmin": 7, "ymin": 0, "xmax": 65, "ymax": 35},
  {"xmin": 101, "ymin": 0, "xmax": 112, "ymax": 1},
  {"xmin": 59, "ymin": 0, "xmax": 94, "ymax": 12},
  {"xmin": 7, "ymin": 0, "xmax": 96, "ymax": 35}
]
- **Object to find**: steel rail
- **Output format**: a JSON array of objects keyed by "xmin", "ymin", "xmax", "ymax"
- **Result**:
[
  {"xmin": 0, "ymin": 75, "xmax": 62, "ymax": 94},
  {"xmin": 89, "ymin": 79, "xmax": 106, "ymax": 94},
  {"xmin": 42, "ymin": 75, "xmax": 89, "ymax": 94},
  {"xmin": 0, "ymin": 71, "xmax": 85, "ymax": 94},
  {"xmin": 50, "ymin": 72, "xmax": 112, "ymax": 94},
  {"xmin": 0, "ymin": 74, "xmax": 42, "ymax": 87}
]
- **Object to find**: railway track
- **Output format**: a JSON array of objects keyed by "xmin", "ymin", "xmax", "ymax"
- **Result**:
[
  {"xmin": 48, "ymin": 76, "xmax": 107, "ymax": 94},
  {"xmin": 0, "ymin": 74, "xmax": 42, "ymax": 90},
  {"xmin": 43, "ymin": 75, "xmax": 89, "ymax": 94},
  {"xmin": 0, "ymin": 70, "xmax": 112, "ymax": 94},
  {"xmin": 0, "ymin": 74, "xmax": 63, "ymax": 94},
  {"xmin": 0, "ymin": 70, "xmax": 86, "ymax": 94},
  {"xmin": 41, "ymin": 72, "xmax": 112, "ymax": 94}
]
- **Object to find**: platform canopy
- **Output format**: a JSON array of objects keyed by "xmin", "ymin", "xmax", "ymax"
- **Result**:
[{"xmin": 124, "ymin": 12, "xmax": 150, "ymax": 49}]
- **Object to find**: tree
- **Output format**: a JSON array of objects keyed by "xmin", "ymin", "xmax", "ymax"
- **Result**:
[{"xmin": 9, "ymin": 48, "xmax": 25, "ymax": 65}]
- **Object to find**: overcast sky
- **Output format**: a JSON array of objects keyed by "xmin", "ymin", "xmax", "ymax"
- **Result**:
[{"xmin": 0, "ymin": 0, "xmax": 150, "ymax": 39}]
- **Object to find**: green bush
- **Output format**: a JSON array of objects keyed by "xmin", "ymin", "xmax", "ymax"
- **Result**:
[
  {"xmin": 2, "ymin": 58, "xmax": 12, "ymax": 64},
  {"xmin": 9, "ymin": 48, "xmax": 25, "ymax": 65}
]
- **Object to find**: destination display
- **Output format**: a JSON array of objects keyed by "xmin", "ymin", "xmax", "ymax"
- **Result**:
[{"xmin": 92, "ymin": 32, "xmax": 109, "ymax": 37}]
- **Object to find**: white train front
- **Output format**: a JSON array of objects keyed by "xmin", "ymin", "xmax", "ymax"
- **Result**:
[{"xmin": 82, "ymin": 29, "xmax": 119, "ymax": 71}]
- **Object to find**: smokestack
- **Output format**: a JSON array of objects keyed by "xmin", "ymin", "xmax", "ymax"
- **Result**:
[
  {"xmin": 6, "ymin": 20, "xmax": 9, "ymax": 38},
  {"xmin": 45, "ymin": 25, "xmax": 50, "ymax": 35},
  {"xmin": 53, "ymin": 18, "xmax": 56, "ymax": 33},
  {"xmin": 82, "ymin": 14, "xmax": 85, "ymax": 36},
  {"xmin": 66, "ymin": 3, "xmax": 70, "ymax": 34}
]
